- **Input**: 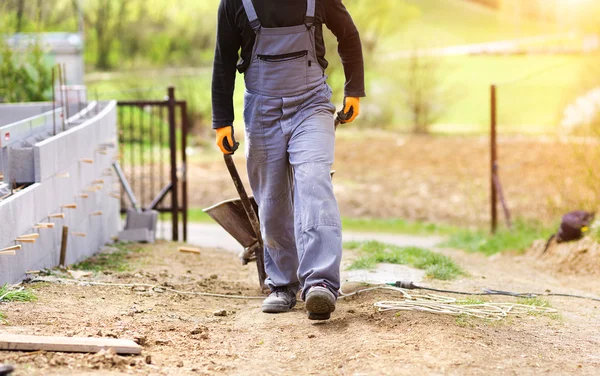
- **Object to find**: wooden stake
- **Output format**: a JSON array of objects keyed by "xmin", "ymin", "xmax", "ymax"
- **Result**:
[
  {"xmin": 92, "ymin": 179, "xmax": 104, "ymax": 184},
  {"xmin": 178, "ymin": 247, "xmax": 201, "ymax": 255},
  {"xmin": 16, "ymin": 238, "xmax": 36, "ymax": 244},
  {"xmin": 61, "ymin": 204, "xmax": 77, "ymax": 209},
  {"xmin": 57, "ymin": 172, "xmax": 70, "ymax": 178},
  {"xmin": 79, "ymin": 193, "xmax": 89, "ymax": 199},
  {"xmin": 35, "ymin": 223, "xmax": 55, "ymax": 229},
  {"xmin": 60, "ymin": 226, "xmax": 68, "ymax": 266},
  {"xmin": 17, "ymin": 234, "xmax": 39, "ymax": 239},
  {"xmin": 49, "ymin": 213, "xmax": 66, "ymax": 219},
  {"xmin": 0, "ymin": 245, "xmax": 21, "ymax": 252},
  {"xmin": 0, "ymin": 250, "xmax": 16, "ymax": 256},
  {"xmin": 72, "ymin": 232, "xmax": 86, "ymax": 237},
  {"xmin": 80, "ymin": 158, "xmax": 94, "ymax": 164},
  {"xmin": 91, "ymin": 211, "xmax": 103, "ymax": 216}
]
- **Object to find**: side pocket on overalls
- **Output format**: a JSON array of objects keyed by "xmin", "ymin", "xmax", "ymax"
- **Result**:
[{"xmin": 243, "ymin": 92, "xmax": 267, "ymax": 163}]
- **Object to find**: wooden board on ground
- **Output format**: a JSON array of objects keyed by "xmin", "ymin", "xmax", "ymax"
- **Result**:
[{"xmin": 0, "ymin": 334, "xmax": 142, "ymax": 354}]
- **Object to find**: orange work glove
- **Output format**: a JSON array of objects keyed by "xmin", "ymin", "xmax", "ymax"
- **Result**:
[
  {"xmin": 215, "ymin": 126, "xmax": 239, "ymax": 155},
  {"xmin": 337, "ymin": 97, "xmax": 360, "ymax": 124}
]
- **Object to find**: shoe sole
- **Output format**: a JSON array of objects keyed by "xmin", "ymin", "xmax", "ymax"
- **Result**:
[
  {"xmin": 262, "ymin": 303, "xmax": 294, "ymax": 314},
  {"xmin": 305, "ymin": 289, "xmax": 336, "ymax": 321}
]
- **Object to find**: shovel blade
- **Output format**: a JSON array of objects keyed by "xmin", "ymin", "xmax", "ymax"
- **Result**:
[{"xmin": 203, "ymin": 197, "xmax": 259, "ymax": 248}]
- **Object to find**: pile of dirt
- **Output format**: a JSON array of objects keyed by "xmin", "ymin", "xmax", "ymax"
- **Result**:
[{"xmin": 529, "ymin": 236, "xmax": 600, "ymax": 276}]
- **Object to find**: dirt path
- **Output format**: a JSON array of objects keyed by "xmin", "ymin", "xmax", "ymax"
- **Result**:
[{"xmin": 1, "ymin": 242, "xmax": 599, "ymax": 375}]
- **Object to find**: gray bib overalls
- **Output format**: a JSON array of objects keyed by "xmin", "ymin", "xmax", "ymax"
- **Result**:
[{"xmin": 241, "ymin": 0, "xmax": 342, "ymax": 299}]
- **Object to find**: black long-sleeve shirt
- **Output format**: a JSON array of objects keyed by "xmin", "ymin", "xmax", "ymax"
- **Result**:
[{"xmin": 212, "ymin": 0, "xmax": 365, "ymax": 129}]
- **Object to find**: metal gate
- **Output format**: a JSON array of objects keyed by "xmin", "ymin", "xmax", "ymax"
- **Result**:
[{"xmin": 117, "ymin": 87, "xmax": 188, "ymax": 241}]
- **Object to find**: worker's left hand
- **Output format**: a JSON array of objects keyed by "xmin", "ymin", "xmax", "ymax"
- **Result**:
[{"xmin": 338, "ymin": 97, "xmax": 360, "ymax": 124}]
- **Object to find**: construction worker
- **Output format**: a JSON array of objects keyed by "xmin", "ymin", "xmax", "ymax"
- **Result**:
[{"xmin": 212, "ymin": 0, "xmax": 365, "ymax": 320}]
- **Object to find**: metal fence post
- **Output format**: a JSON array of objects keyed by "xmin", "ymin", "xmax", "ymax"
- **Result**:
[
  {"xmin": 180, "ymin": 102, "xmax": 189, "ymax": 242},
  {"xmin": 168, "ymin": 86, "xmax": 179, "ymax": 241},
  {"xmin": 491, "ymin": 84, "xmax": 498, "ymax": 234}
]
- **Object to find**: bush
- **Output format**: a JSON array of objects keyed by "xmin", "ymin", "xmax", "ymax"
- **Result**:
[{"xmin": 0, "ymin": 38, "xmax": 52, "ymax": 102}]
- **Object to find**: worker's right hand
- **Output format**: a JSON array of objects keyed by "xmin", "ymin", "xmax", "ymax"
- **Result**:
[{"xmin": 215, "ymin": 126, "xmax": 239, "ymax": 155}]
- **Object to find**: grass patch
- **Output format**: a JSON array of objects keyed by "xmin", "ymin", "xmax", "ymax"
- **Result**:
[
  {"xmin": 442, "ymin": 220, "xmax": 554, "ymax": 255},
  {"xmin": 0, "ymin": 284, "xmax": 37, "ymax": 302},
  {"xmin": 161, "ymin": 208, "xmax": 213, "ymax": 224},
  {"xmin": 342, "ymin": 217, "xmax": 457, "ymax": 235},
  {"xmin": 517, "ymin": 297, "xmax": 552, "ymax": 308},
  {"xmin": 184, "ymin": 209, "xmax": 457, "ymax": 237},
  {"xmin": 457, "ymin": 297, "xmax": 489, "ymax": 305},
  {"xmin": 72, "ymin": 243, "xmax": 146, "ymax": 272},
  {"xmin": 346, "ymin": 241, "xmax": 464, "ymax": 280}
]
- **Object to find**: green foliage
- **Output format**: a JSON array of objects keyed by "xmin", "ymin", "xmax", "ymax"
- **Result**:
[
  {"xmin": 0, "ymin": 284, "xmax": 37, "ymax": 302},
  {"xmin": 72, "ymin": 243, "xmax": 146, "ymax": 272},
  {"xmin": 347, "ymin": 240, "xmax": 464, "ymax": 280},
  {"xmin": 0, "ymin": 39, "xmax": 52, "ymax": 103},
  {"xmin": 0, "ymin": 311, "xmax": 5, "ymax": 322},
  {"xmin": 442, "ymin": 219, "xmax": 554, "ymax": 255}
]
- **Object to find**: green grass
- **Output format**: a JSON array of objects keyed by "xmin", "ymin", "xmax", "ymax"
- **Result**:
[
  {"xmin": 457, "ymin": 297, "xmax": 489, "ymax": 305},
  {"xmin": 342, "ymin": 217, "xmax": 457, "ymax": 235},
  {"xmin": 183, "ymin": 207, "xmax": 456, "ymax": 236},
  {"xmin": 0, "ymin": 284, "xmax": 37, "ymax": 302},
  {"xmin": 72, "ymin": 243, "xmax": 146, "ymax": 272},
  {"xmin": 0, "ymin": 311, "xmax": 5, "ymax": 321},
  {"xmin": 347, "ymin": 240, "xmax": 464, "ymax": 280},
  {"xmin": 517, "ymin": 296, "xmax": 552, "ymax": 308},
  {"xmin": 442, "ymin": 220, "xmax": 554, "ymax": 255}
]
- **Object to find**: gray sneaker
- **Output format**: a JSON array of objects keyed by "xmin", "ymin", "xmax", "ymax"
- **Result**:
[
  {"xmin": 261, "ymin": 287, "xmax": 297, "ymax": 313},
  {"xmin": 305, "ymin": 285, "xmax": 336, "ymax": 320}
]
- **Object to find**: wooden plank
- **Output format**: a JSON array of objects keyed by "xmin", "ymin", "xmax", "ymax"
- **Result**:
[
  {"xmin": 0, "ymin": 334, "xmax": 142, "ymax": 354},
  {"xmin": 178, "ymin": 246, "xmax": 201, "ymax": 255}
]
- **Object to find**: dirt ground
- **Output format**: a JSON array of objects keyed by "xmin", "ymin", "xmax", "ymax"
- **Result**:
[
  {"xmin": 1, "ymin": 242, "xmax": 599, "ymax": 375},
  {"xmin": 185, "ymin": 133, "xmax": 600, "ymax": 226}
]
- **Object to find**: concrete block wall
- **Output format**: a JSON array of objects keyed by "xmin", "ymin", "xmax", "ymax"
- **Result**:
[
  {"xmin": 0, "ymin": 101, "xmax": 120, "ymax": 284},
  {"xmin": 0, "ymin": 103, "xmax": 54, "ymax": 127}
]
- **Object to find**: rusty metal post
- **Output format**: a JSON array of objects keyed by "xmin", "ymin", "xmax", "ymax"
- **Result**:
[
  {"xmin": 58, "ymin": 64, "xmax": 65, "ymax": 131},
  {"xmin": 491, "ymin": 84, "xmax": 498, "ymax": 234},
  {"xmin": 51, "ymin": 66, "xmax": 56, "ymax": 135},
  {"xmin": 180, "ymin": 102, "xmax": 189, "ymax": 242},
  {"xmin": 62, "ymin": 63, "xmax": 70, "ymax": 123},
  {"xmin": 167, "ymin": 87, "xmax": 179, "ymax": 241}
]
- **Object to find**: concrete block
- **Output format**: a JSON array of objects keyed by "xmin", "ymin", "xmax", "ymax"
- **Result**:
[
  {"xmin": 125, "ymin": 209, "xmax": 158, "ymax": 232},
  {"xmin": 8, "ymin": 146, "xmax": 35, "ymax": 183},
  {"xmin": 118, "ymin": 228, "xmax": 155, "ymax": 243}
]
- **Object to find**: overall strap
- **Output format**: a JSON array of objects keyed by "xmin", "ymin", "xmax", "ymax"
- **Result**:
[
  {"xmin": 305, "ymin": 0, "xmax": 316, "ymax": 27},
  {"xmin": 242, "ymin": 0, "xmax": 261, "ymax": 31}
]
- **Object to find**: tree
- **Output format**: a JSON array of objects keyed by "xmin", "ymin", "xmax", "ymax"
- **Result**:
[
  {"xmin": 401, "ymin": 50, "xmax": 449, "ymax": 134},
  {"xmin": 72, "ymin": 0, "xmax": 129, "ymax": 70}
]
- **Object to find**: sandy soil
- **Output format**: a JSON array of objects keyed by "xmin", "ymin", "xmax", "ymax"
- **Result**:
[
  {"xmin": 178, "ymin": 133, "xmax": 600, "ymax": 226},
  {"xmin": 1, "ymin": 242, "xmax": 599, "ymax": 375}
]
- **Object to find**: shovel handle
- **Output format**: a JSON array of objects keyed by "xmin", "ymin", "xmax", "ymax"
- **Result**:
[{"xmin": 223, "ymin": 154, "xmax": 267, "ymax": 290}]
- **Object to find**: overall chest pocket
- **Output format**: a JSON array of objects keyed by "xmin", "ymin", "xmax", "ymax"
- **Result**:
[{"xmin": 257, "ymin": 50, "xmax": 309, "ymax": 95}]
